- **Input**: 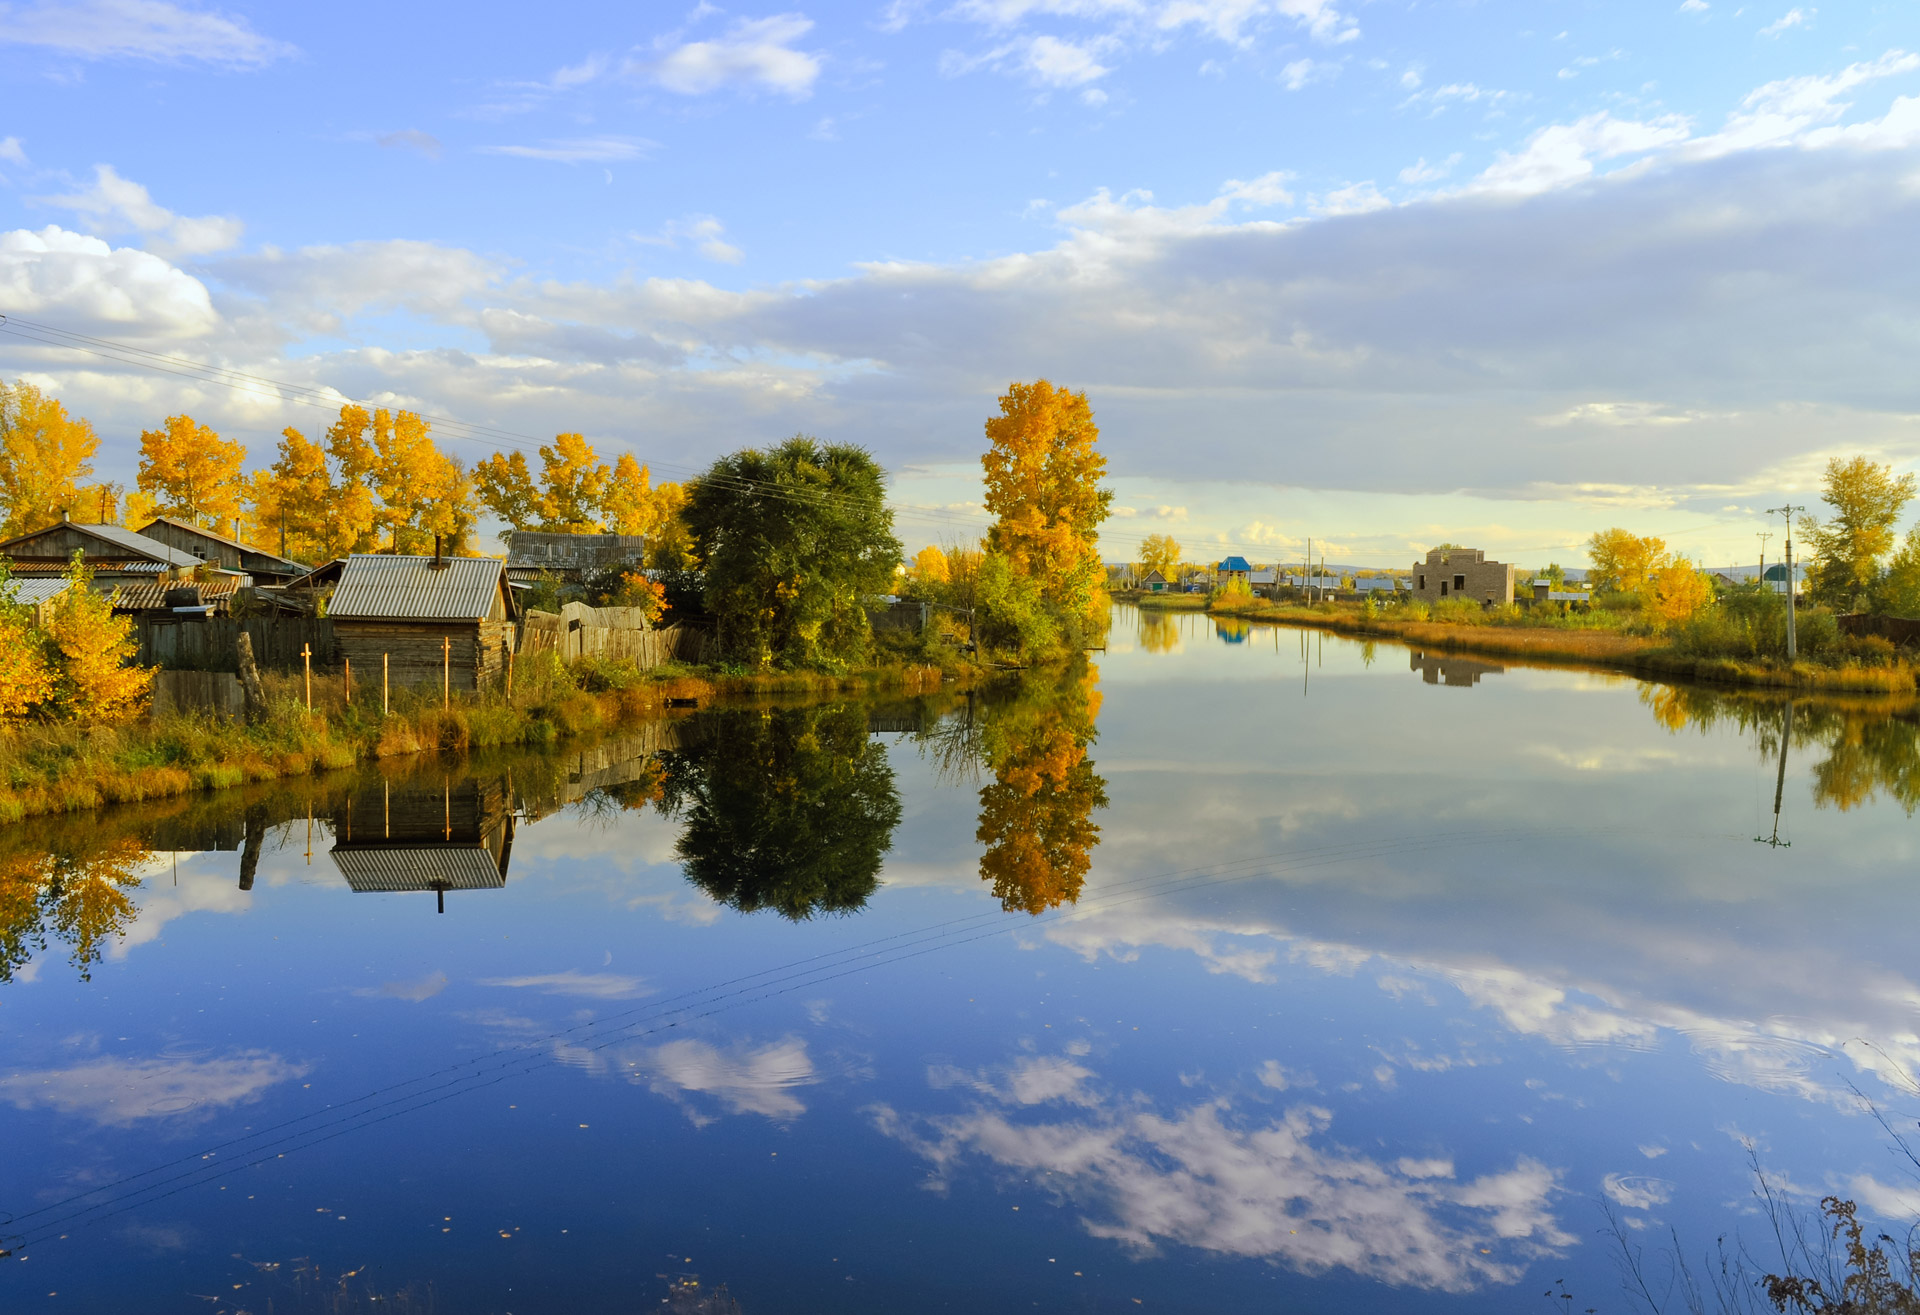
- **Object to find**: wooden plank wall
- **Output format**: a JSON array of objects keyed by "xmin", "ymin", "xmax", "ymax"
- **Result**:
[
  {"xmin": 334, "ymin": 621, "xmax": 491, "ymax": 692},
  {"xmin": 148, "ymin": 669, "xmax": 246, "ymax": 721},
  {"xmin": 516, "ymin": 620, "xmax": 705, "ymax": 666},
  {"xmin": 135, "ymin": 617, "xmax": 338, "ymax": 671}
]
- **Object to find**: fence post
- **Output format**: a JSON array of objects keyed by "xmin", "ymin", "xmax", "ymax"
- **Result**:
[
  {"xmin": 344, "ymin": 657, "xmax": 351, "ymax": 706},
  {"xmin": 443, "ymin": 635, "xmax": 450, "ymax": 710},
  {"xmin": 383, "ymin": 653, "xmax": 389, "ymax": 716},
  {"xmin": 302, "ymin": 643, "xmax": 312, "ymax": 712},
  {"xmin": 507, "ymin": 645, "xmax": 515, "ymax": 702}
]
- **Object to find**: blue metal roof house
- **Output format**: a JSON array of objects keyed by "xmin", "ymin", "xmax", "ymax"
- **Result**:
[{"xmin": 1216, "ymin": 555, "xmax": 1253, "ymax": 586}]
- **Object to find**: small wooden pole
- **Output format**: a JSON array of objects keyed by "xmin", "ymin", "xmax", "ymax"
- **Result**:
[
  {"xmin": 507, "ymin": 645, "xmax": 515, "ymax": 702},
  {"xmin": 443, "ymin": 636, "xmax": 450, "ymax": 709},
  {"xmin": 301, "ymin": 643, "xmax": 312, "ymax": 712},
  {"xmin": 344, "ymin": 657, "xmax": 351, "ymax": 705},
  {"xmin": 383, "ymin": 653, "xmax": 389, "ymax": 715}
]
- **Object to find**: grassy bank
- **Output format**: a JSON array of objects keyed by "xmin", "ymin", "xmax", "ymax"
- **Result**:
[
  {"xmin": 0, "ymin": 654, "xmax": 970, "ymax": 826},
  {"xmin": 1205, "ymin": 596, "xmax": 1920, "ymax": 694}
]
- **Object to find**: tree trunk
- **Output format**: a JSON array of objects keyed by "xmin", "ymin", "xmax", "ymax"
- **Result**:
[{"xmin": 235, "ymin": 630, "xmax": 269, "ymax": 724}]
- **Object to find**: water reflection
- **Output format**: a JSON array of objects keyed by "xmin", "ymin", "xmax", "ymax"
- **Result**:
[
  {"xmin": 0, "ymin": 826, "xmax": 146, "ymax": 983},
  {"xmin": 658, "ymin": 704, "xmax": 903, "ymax": 919},
  {"xmin": 1136, "ymin": 607, "xmax": 1180, "ymax": 654},
  {"xmin": 330, "ymin": 776, "xmax": 516, "ymax": 912},
  {"xmin": 1409, "ymin": 649, "xmax": 1505, "ymax": 687},
  {"xmin": 972, "ymin": 666, "xmax": 1109, "ymax": 914}
]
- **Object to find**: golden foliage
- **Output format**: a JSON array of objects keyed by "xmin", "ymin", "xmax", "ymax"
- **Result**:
[
  {"xmin": 1587, "ymin": 528, "xmax": 1667, "ymax": 597},
  {"xmin": 538, "ymin": 432, "xmax": 608, "ymax": 532},
  {"xmin": 0, "ymin": 380, "xmax": 100, "ymax": 537},
  {"xmin": 46, "ymin": 556, "xmax": 153, "ymax": 721},
  {"xmin": 0, "ymin": 834, "xmax": 148, "ymax": 982},
  {"xmin": 248, "ymin": 424, "xmax": 378, "ymax": 561},
  {"xmin": 975, "ymin": 667, "xmax": 1108, "ymax": 914},
  {"xmin": 137, "ymin": 413, "xmax": 246, "ymax": 528},
  {"xmin": 910, "ymin": 544, "xmax": 949, "ymax": 584},
  {"xmin": 1139, "ymin": 532, "xmax": 1181, "ymax": 581},
  {"xmin": 982, "ymin": 380, "xmax": 1113, "ymax": 626},
  {"xmin": 0, "ymin": 572, "xmax": 54, "ymax": 717},
  {"xmin": 474, "ymin": 450, "xmax": 542, "ymax": 531}
]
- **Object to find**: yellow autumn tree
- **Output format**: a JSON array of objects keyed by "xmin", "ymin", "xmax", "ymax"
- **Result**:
[
  {"xmin": 1648, "ymin": 559, "xmax": 1713, "ymax": 624},
  {"xmin": 538, "ymin": 433, "xmax": 609, "ymax": 532},
  {"xmin": 910, "ymin": 545, "xmax": 949, "ymax": 584},
  {"xmin": 0, "ymin": 381, "xmax": 99, "ymax": 536},
  {"xmin": 366, "ymin": 409, "xmax": 475, "ymax": 554},
  {"xmin": 246, "ymin": 425, "xmax": 373, "ymax": 563},
  {"xmin": 981, "ymin": 380, "xmax": 1113, "ymax": 632},
  {"xmin": 1139, "ymin": 532, "xmax": 1180, "ymax": 582},
  {"xmin": 0, "ymin": 561, "xmax": 55, "ymax": 717},
  {"xmin": 46, "ymin": 556, "xmax": 152, "ymax": 721},
  {"xmin": 137, "ymin": 414, "xmax": 247, "ymax": 530},
  {"xmin": 1586, "ymin": 528, "xmax": 1669, "ymax": 597},
  {"xmin": 474, "ymin": 450, "xmax": 542, "ymax": 531}
]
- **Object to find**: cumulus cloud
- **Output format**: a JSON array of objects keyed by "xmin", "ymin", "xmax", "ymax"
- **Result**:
[
  {"xmin": 1469, "ymin": 112, "xmax": 1692, "ymax": 195},
  {"xmin": 639, "ymin": 13, "xmax": 822, "ymax": 98},
  {"xmin": 619, "ymin": 1036, "xmax": 816, "ymax": 1124},
  {"xmin": 0, "ymin": 136, "xmax": 26, "ymax": 166},
  {"xmin": 39, "ymin": 164, "xmax": 243, "ymax": 256},
  {"xmin": 0, "ymin": 1050, "xmax": 307, "ymax": 1126},
  {"xmin": 0, "ymin": 224, "xmax": 217, "ymax": 335},
  {"xmin": 635, "ymin": 214, "xmax": 745, "ymax": 264},
  {"xmin": 0, "ymin": 0, "xmax": 295, "ymax": 67},
  {"xmin": 876, "ymin": 1055, "xmax": 1571, "ymax": 1290}
]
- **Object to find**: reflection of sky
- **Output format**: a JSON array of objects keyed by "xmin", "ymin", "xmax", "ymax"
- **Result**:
[{"xmin": 5, "ymin": 618, "xmax": 1920, "ymax": 1311}]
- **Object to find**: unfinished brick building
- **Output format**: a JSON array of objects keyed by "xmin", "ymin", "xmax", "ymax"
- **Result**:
[{"xmin": 1410, "ymin": 546, "xmax": 1514, "ymax": 607}]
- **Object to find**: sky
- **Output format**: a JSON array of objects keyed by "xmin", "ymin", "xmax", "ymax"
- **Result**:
[{"xmin": 1, "ymin": 0, "xmax": 1918, "ymax": 568}]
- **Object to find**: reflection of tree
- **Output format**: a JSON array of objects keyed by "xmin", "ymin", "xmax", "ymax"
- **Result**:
[
  {"xmin": 0, "ymin": 835, "xmax": 147, "ymax": 983},
  {"xmin": 660, "ymin": 705, "xmax": 902, "ymax": 919},
  {"xmin": 974, "ymin": 665, "xmax": 1109, "ymax": 914},
  {"xmin": 1637, "ymin": 683, "xmax": 1920, "ymax": 813},
  {"xmin": 1137, "ymin": 609, "xmax": 1179, "ymax": 654}
]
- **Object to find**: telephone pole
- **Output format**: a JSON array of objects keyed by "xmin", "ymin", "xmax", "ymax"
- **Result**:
[
  {"xmin": 1766, "ymin": 505, "xmax": 1805, "ymax": 659},
  {"xmin": 1756, "ymin": 530, "xmax": 1771, "ymax": 586}
]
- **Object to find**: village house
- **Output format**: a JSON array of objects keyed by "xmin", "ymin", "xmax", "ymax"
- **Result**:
[
  {"xmin": 1411, "ymin": 546, "xmax": 1514, "ymax": 606},
  {"xmin": 0, "ymin": 515, "xmax": 200, "ymax": 585},
  {"xmin": 1137, "ymin": 569, "xmax": 1170, "ymax": 593},
  {"xmin": 326, "ymin": 553, "xmax": 518, "ymax": 692},
  {"xmin": 135, "ymin": 516, "xmax": 310, "ymax": 586},
  {"xmin": 1216, "ymin": 555, "xmax": 1253, "ymax": 588},
  {"xmin": 503, "ymin": 529, "xmax": 648, "ymax": 588}
]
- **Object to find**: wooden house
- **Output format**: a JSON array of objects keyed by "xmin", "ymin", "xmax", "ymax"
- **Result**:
[
  {"xmin": 135, "ymin": 516, "xmax": 309, "ymax": 585},
  {"xmin": 1138, "ymin": 569, "xmax": 1169, "ymax": 593},
  {"xmin": 326, "ymin": 554, "xmax": 517, "ymax": 692},
  {"xmin": 0, "ymin": 516, "xmax": 199, "ymax": 586}
]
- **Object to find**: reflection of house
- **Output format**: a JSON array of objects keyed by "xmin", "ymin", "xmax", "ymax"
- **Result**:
[
  {"xmin": 1409, "ymin": 648, "xmax": 1506, "ymax": 687},
  {"xmin": 134, "ymin": 517, "xmax": 309, "ymax": 585},
  {"xmin": 330, "ymin": 777, "xmax": 514, "ymax": 912},
  {"xmin": 1411, "ymin": 547, "xmax": 1514, "ymax": 606},
  {"xmin": 326, "ymin": 554, "xmax": 518, "ymax": 691}
]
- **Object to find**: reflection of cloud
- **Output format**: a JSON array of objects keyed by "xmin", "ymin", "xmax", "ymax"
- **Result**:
[
  {"xmin": 477, "ymin": 970, "xmax": 649, "ymax": 999},
  {"xmin": 1603, "ymin": 1173, "xmax": 1675, "ymax": 1210},
  {"xmin": 930, "ymin": 1053, "xmax": 1100, "ymax": 1107},
  {"xmin": 618, "ymin": 1037, "xmax": 816, "ymax": 1125},
  {"xmin": 356, "ymin": 971, "xmax": 447, "ymax": 1002},
  {"xmin": 875, "ymin": 1054, "xmax": 1572, "ymax": 1291},
  {"xmin": 0, "ymin": 1051, "xmax": 307, "ymax": 1127}
]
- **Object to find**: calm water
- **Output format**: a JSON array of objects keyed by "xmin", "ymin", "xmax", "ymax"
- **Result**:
[{"xmin": 6, "ymin": 602, "xmax": 1920, "ymax": 1313}]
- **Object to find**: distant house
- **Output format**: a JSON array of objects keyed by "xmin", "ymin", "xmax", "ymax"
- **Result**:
[
  {"xmin": 1763, "ymin": 563, "xmax": 1802, "ymax": 595},
  {"xmin": 1411, "ymin": 547, "xmax": 1514, "ymax": 606},
  {"xmin": 1353, "ymin": 576, "xmax": 1403, "ymax": 593},
  {"xmin": 326, "ymin": 554, "xmax": 518, "ymax": 692},
  {"xmin": 503, "ymin": 530, "xmax": 648, "ymax": 584},
  {"xmin": 0, "ymin": 516, "xmax": 199, "ymax": 585},
  {"xmin": 135, "ymin": 516, "xmax": 309, "ymax": 585},
  {"xmin": 1, "ymin": 575, "xmax": 73, "ymax": 624},
  {"xmin": 1138, "ymin": 569, "xmax": 1170, "ymax": 593},
  {"xmin": 1216, "ymin": 555, "xmax": 1253, "ymax": 588}
]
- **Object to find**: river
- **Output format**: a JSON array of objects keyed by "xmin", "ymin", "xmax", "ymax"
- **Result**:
[{"xmin": 4, "ymin": 601, "xmax": 1920, "ymax": 1313}]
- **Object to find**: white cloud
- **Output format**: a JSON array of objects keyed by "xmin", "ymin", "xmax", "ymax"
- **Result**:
[
  {"xmin": 1679, "ymin": 0, "xmax": 1709, "ymax": 11},
  {"xmin": 376, "ymin": 129, "xmax": 443, "ymax": 159},
  {"xmin": 478, "ymin": 970, "xmax": 650, "ymax": 999},
  {"xmin": 1281, "ymin": 57, "xmax": 1335, "ymax": 90},
  {"xmin": 1692, "ymin": 50, "xmax": 1920, "ymax": 156},
  {"xmin": 0, "ymin": 135, "xmax": 26, "ymax": 166},
  {"xmin": 0, "ymin": 1051, "xmax": 307, "ymax": 1126},
  {"xmin": 480, "ymin": 136, "xmax": 655, "ymax": 164},
  {"xmin": 1157, "ymin": 0, "xmax": 1360, "ymax": 46},
  {"xmin": 1398, "ymin": 153, "xmax": 1461, "ymax": 184},
  {"xmin": 1759, "ymin": 7, "xmax": 1811, "ymax": 38},
  {"xmin": 1848, "ymin": 1173, "xmax": 1920, "ymax": 1219},
  {"xmin": 0, "ymin": 224, "xmax": 217, "ymax": 335},
  {"xmin": 1469, "ymin": 112, "xmax": 1691, "ymax": 195},
  {"xmin": 1602, "ymin": 1173, "xmax": 1675, "ymax": 1210},
  {"xmin": 635, "ymin": 214, "xmax": 746, "ymax": 264},
  {"xmin": 0, "ymin": 0, "xmax": 295, "ymax": 68},
  {"xmin": 620, "ymin": 1036, "xmax": 816, "ymax": 1123},
  {"xmin": 40, "ymin": 163, "xmax": 243, "ymax": 256},
  {"xmin": 1309, "ymin": 180, "xmax": 1389, "ymax": 215},
  {"xmin": 1024, "ymin": 33, "xmax": 1110, "ymax": 86},
  {"xmin": 641, "ymin": 13, "xmax": 822, "ymax": 98}
]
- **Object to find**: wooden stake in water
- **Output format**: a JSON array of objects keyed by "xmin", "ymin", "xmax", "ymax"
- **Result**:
[
  {"xmin": 301, "ymin": 643, "xmax": 312, "ymax": 712},
  {"xmin": 442, "ymin": 636, "xmax": 451, "ymax": 709}
]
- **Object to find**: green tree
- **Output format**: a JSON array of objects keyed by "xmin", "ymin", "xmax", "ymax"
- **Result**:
[
  {"xmin": 686, "ymin": 436, "xmax": 901, "ymax": 670},
  {"xmin": 1801, "ymin": 456, "xmax": 1917, "ymax": 608},
  {"xmin": 661, "ymin": 704, "xmax": 902, "ymax": 919}
]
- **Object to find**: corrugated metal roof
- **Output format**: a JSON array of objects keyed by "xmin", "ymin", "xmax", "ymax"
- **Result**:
[
  {"xmin": 136, "ymin": 517, "xmax": 309, "ymax": 572},
  {"xmin": 109, "ymin": 578, "xmax": 242, "ymax": 612},
  {"xmin": 5, "ymin": 557, "xmax": 170, "ymax": 576},
  {"xmin": 2, "ymin": 577, "xmax": 73, "ymax": 608},
  {"xmin": 328, "ymin": 554, "xmax": 505, "ymax": 621},
  {"xmin": 49, "ymin": 522, "xmax": 201, "ymax": 567},
  {"xmin": 331, "ymin": 845, "xmax": 507, "ymax": 891}
]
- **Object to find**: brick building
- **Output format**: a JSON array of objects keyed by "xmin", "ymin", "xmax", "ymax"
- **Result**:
[{"xmin": 1410, "ymin": 546, "xmax": 1514, "ymax": 606}]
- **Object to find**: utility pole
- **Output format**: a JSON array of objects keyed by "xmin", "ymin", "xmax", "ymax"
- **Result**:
[
  {"xmin": 1756, "ymin": 531, "xmax": 1771, "ymax": 587},
  {"xmin": 1767, "ymin": 505, "xmax": 1805, "ymax": 658}
]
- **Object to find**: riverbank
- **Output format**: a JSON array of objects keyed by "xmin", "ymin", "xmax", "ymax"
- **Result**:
[
  {"xmin": 0, "ymin": 655, "xmax": 975, "ymax": 825},
  {"xmin": 1205, "ymin": 597, "xmax": 1920, "ymax": 695}
]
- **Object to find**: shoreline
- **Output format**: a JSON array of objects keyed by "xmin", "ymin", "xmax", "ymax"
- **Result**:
[
  {"xmin": 0, "ymin": 658, "xmax": 985, "ymax": 826},
  {"xmin": 1195, "ymin": 597, "xmax": 1920, "ymax": 698}
]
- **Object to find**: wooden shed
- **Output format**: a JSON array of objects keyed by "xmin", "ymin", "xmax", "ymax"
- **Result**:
[
  {"xmin": 326, "ymin": 554, "xmax": 517, "ymax": 692},
  {"xmin": 134, "ymin": 516, "xmax": 310, "ymax": 585}
]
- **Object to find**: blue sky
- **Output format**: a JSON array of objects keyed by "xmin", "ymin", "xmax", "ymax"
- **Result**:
[{"xmin": 2, "ymin": 0, "xmax": 1919, "ymax": 566}]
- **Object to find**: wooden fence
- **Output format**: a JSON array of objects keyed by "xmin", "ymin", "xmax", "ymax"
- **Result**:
[
  {"xmin": 516, "ymin": 616, "xmax": 707, "ymax": 666},
  {"xmin": 149, "ymin": 669, "xmax": 246, "ymax": 721},
  {"xmin": 1837, "ymin": 613, "xmax": 1920, "ymax": 646},
  {"xmin": 135, "ymin": 617, "xmax": 339, "ymax": 672}
]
